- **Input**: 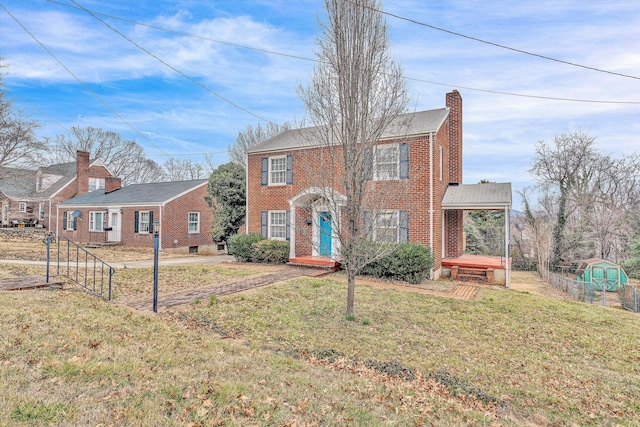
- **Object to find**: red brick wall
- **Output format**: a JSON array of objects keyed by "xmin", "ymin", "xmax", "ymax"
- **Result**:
[
  {"xmin": 58, "ymin": 184, "xmax": 213, "ymax": 250},
  {"xmin": 161, "ymin": 184, "xmax": 214, "ymax": 250},
  {"xmin": 49, "ymin": 165, "xmax": 113, "ymax": 231},
  {"xmin": 246, "ymin": 92, "xmax": 463, "ymax": 271}
]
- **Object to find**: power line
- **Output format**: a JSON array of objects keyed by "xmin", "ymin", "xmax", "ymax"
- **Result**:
[
  {"xmin": 69, "ymin": 0, "xmax": 278, "ymax": 126},
  {"xmin": 45, "ymin": 0, "xmax": 640, "ymax": 105},
  {"xmin": 0, "ymin": 3, "xmax": 174, "ymax": 158},
  {"xmin": 350, "ymin": 0, "xmax": 640, "ymax": 81}
]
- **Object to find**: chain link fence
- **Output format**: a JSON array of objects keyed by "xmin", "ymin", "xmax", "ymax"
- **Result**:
[
  {"xmin": 540, "ymin": 269, "xmax": 609, "ymax": 306},
  {"xmin": 620, "ymin": 284, "xmax": 639, "ymax": 313}
]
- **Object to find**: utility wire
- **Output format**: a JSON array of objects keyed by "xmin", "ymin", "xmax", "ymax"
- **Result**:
[
  {"xmin": 69, "ymin": 0, "xmax": 278, "ymax": 126},
  {"xmin": 45, "ymin": 0, "xmax": 640, "ymax": 105},
  {"xmin": 0, "ymin": 3, "xmax": 174, "ymax": 158},
  {"xmin": 349, "ymin": 0, "xmax": 640, "ymax": 81}
]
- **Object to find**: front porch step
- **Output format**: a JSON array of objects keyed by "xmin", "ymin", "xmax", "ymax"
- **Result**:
[
  {"xmin": 288, "ymin": 256, "xmax": 341, "ymax": 274},
  {"xmin": 451, "ymin": 266, "xmax": 495, "ymax": 284}
]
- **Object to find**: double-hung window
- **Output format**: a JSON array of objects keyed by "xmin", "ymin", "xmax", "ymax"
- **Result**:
[
  {"xmin": 374, "ymin": 145, "xmax": 399, "ymax": 180},
  {"xmin": 89, "ymin": 211, "xmax": 106, "ymax": 232},
  {"xmin": 269, "ymin": 211, "xmax": 287, "ymax": 239},
  {"xmin": 375, "ymin": 211, "xmax": 399, "ymax": 243},
  {"xmin": 66, "ymin": 212, "xmax": 76, "ymax": 230},
  {"xmin": 39, "ymin": 203, "xmax": 45, "ymax": 220},
  {"xmin": 188, "ymin": 212, "xmax": 200, "ymax": 233},
  {"xmin": 269, "ymin": 157, "xmax": 286, "ymax": 185},
  {"xmin": 139, "ymin": 211, "xmax": 150, "ymax": 233},
  {"xmin": 19, "ymin": 202, "xmax": 26, "ymax": 213}
]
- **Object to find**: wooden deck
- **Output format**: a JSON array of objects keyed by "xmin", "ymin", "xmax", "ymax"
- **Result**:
[
  {"xmin": 0, "ymin": 276, "xmax": 65, "ymax": 291},
  {"xmin": 442, "ymin": 254, "xmax": 510, "ymax": 269}
]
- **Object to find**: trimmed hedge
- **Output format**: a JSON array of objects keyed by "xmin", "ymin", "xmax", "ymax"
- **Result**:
[
  {"xmin": 228, "ymin": 233, "xmax": 265, "ymax": 262},
  {"xmin": 361, "ymin": 242, "xmax": 433, "ymax": 284},
  {"xmin": 227, "ymin": 234, "xmax": 289, "ymax": 264},
  {"xmin": 252, "ymin": 239, "xmax": 290, "ymax": 264}
]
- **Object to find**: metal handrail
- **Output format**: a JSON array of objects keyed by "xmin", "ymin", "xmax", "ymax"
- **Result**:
[{"xmin": 43, "ymin": 236, "xmax": 115, "ymax": 300}]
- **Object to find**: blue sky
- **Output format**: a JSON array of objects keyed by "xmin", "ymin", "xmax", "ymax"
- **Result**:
[{"xmin": 1, "ymin": 0, "xmax": 639, "ymax": 209}]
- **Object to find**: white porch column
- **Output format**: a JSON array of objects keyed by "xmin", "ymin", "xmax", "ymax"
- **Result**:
[
  {"xmin": 289, "ymin": 201, "xmax": 295, "ymax": 260},
  {"xmin": 505, "ymin": 206, "xmax": 510, "ymax": 288}
]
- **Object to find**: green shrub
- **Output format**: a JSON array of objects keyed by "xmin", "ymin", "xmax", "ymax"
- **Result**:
[
  {"xmin": 360, "ymin": 242, "xmax": 433, "ymax": 284},
  {"xmin": 252, "ymin": 239, "xmax": 290, "ymax": 264},
  {"xmin": 228, "ymin": 233, "xmax": 265, "ymax": 262}
]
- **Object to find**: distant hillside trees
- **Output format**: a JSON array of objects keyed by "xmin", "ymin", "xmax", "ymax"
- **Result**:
[{"xmin": 523, "ymin": 130, "xmax": 640, "ymax": 269}]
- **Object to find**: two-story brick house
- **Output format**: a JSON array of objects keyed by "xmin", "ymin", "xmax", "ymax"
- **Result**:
[
  {"xmin": 246, "ymin": 91, "xmax": 466, "ymax": 279},
  {"xmin": 0, "ymin": 151, "xmax": 112, "ymax": 229}
]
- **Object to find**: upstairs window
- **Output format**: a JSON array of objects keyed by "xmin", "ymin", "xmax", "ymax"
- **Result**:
[
  {"xmin": 270, "ymin": 157, "xmax": 286, "ymax": 185},
  {"xmin": 366, "ymin": 143, "xmax": 408, "ymax": 181},
  {"xmin": 261, "ymin": 155, "xmax": 293, "ymax": 186},
  {"xmin": 88, "ymin": 178, "xmax": 105, "ymax": 192},
  {"xmin": 374, "ymin": 145, "xmax": 399, "ymax": 180}
]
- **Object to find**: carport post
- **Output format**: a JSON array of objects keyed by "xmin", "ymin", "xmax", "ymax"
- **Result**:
[{"xmin": 505, "ymin": 206, "xmax": 510, "ymax": 288}]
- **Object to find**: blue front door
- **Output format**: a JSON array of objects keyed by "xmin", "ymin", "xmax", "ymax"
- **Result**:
[{"xmin": 319, "ymin": 212, "xmax": 332, "ymax": 256}]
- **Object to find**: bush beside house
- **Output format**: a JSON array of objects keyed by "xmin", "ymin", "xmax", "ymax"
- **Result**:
[{"xmin": 361, "ymin": 243, "xmax": 433, "ymax": 284}]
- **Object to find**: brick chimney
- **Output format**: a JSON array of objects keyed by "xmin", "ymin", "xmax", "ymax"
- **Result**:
[
  {"xmin": 76, "ymin": 150, "xmax": 90, "ymax": 195},
  {"xmin": 104, "ymin": 176, "xmax": 122, "ymax": 193},
  {"xmin": 445, "ymin": 90, "xmax": 464, "ymax": 258},
  {"xmin": 446, "ymin": 90, "xmax": 463, "ymax": 184}
]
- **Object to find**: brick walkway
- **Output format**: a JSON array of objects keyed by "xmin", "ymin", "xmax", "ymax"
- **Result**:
[
  {"xmin": 132, "ymin": 266, "xmax": 329, "ymax": 311},
  {"xmin": 449, "ymin": 284, "xmax": 479, "ymax": 300}
]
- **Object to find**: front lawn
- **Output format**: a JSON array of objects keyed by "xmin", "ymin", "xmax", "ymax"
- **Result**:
[{"xmin": 1, "ymin": 276, "xmax": 638, "ymax": 426}]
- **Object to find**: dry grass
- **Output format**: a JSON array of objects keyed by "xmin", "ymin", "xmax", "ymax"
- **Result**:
[
  {"xmin": 0, "ymin": 237, "xmax": 189, "ymax": 263},
  {"xmin": 2, "ymin": 273, "xmax": 639, "ymax": 426},
  {"xmin": 111, "ymin": 265, "xmax": 265, "ymax": 304}
]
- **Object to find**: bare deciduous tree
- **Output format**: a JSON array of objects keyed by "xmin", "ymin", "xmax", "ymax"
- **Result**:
[
  {"xmin": 228, "ymin": 122, "xmax": 289, "ymax": 169},
  {"xmin": 298, "ymin": 0, "xmax": 410, "ymax": 315},
  {"xmin": 529, "ymin": 130, "xmax": 640, "ymax": 267},
  {"xmin": 163, "ymin": 158, "xmax": 206, "ymax": 181},
  {"xmin": 50, "ymin": 126, "xmax": 166, "ymax": 185},
  {"xmin": 0, "ymin": 59, "xmax": 48, "ymax": 169}
]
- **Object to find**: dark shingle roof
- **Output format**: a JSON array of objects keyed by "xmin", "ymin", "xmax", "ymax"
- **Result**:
[
  {"xmin": 59, "ymin": 179, "xmax": 208, "ymax": 206},
  {"xmin": 248, "ymin": 108, "xmax": 450, "ymax": 154},
  {"xmin": 0, "ymin": 167, "xmax": 38, "ymax": 199}
]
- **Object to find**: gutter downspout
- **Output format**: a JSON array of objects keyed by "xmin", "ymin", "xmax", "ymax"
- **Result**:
[
  {"xmin": 429, "ymin": 132, "xmax": 434, "ymax": 280},
  {"xmin": 55, "ymin": 204, "xmax": 59, "ymax": 237}
]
